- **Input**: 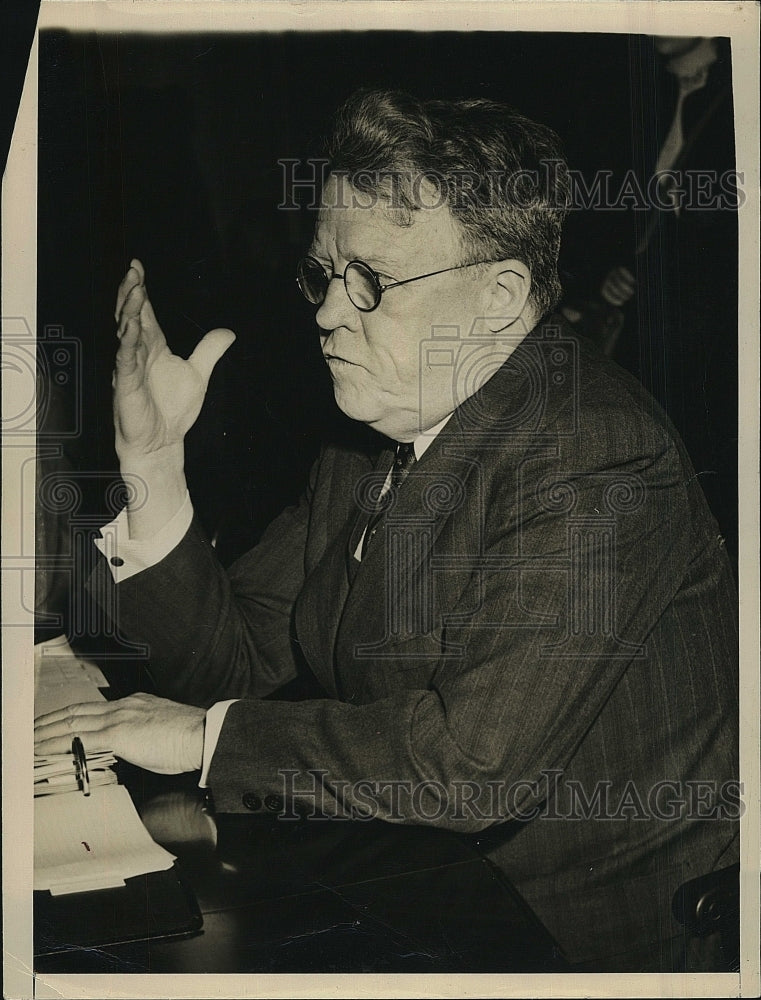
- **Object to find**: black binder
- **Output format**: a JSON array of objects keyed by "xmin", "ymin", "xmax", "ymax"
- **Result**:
[{"xmin": 34, "ymin": 862, "xmax": 202, "ymax": 967}]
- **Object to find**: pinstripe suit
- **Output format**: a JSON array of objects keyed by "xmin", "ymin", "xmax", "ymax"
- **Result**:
[{"xmin": 95, "ymin": 315, "xmax": 739, "ymax": 968}]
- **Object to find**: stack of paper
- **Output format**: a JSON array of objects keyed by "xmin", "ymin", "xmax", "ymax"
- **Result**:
[
  {"xmin": 34, "ymin": 783, "xmax": 176, "ymax": 895},
  {"xmin": 34, "ymin": 749, "xmax": 118, "ymax": 797},
  {"xmin": 34, "ymin": 635, "xmax": 110, "ymax": 717},
  {"xmin": 34, "ymin": 635, "xmax": 177, "ymax": 895},
  {"xmin": 34, "ymin": 635, "xmax": 117, "ymax": 796}
]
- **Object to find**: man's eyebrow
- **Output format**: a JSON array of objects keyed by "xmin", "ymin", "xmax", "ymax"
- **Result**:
[
  {"xmin": 309, "ymin": 242, "xmax": 403, "ymax": 273},
  {"xmin": 308, "ymin": 239, "xmax": 333, "ymax": 262},
  {"xmin": 344, "ymin": 248, "xmax": 404, "ymax": 272}
]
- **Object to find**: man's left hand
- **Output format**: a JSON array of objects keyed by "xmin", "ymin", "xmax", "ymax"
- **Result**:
[{"xmin": 34, "ymin": 693, "xmax": 206, "ymax": 774}]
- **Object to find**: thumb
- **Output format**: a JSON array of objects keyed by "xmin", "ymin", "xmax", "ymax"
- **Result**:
[{"xmin": 188, "ymin": 328, "xmax": 236, "ymax": 384}]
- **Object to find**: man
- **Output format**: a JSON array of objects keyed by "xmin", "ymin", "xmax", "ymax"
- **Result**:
[
  {"xmin": 562, "ymin": 35, "xmax": 738, "ymax": 566},
  {"xmin": 35, "ymin": 89, "xmax": 739, "ymax": 972}
]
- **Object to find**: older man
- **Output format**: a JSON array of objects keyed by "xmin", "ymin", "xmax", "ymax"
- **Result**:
[{"xmin": 35, "ymin": 89, "xmax": 739, "ymax": 972}]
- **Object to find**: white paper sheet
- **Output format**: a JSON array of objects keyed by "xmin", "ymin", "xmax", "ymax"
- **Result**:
[
  {"xmin": 34, "ymin": 635, "xmax": 109, "ymax": 717},
  {"xmin": 34, "ymin": 636, "xmax": 117, "ymax": 794},
  {"xmin": 34, "ymin": 783, "xmax": 175, "ymax": 894},
  {"xmin": 34, "ymin": 636, "xmax": 175, "ymax": 894}
]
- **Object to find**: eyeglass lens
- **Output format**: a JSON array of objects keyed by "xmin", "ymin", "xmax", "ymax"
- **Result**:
[
  {"xmin": 297, "ymin": 257, "xmax": 381, "ymax": 312},
  {"xmin": 344, "ymin": 262, "xmax": 380, "ymax": 311},
  {"xmin": 296, "ymin": 257, "xmax": 329, "ymax": 305}
]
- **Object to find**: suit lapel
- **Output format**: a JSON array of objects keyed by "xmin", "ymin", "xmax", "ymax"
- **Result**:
[
  {"xmin": 336, "ymin": 416, "xmax": 478, "ymax": 666},
  {"xmin": 296, "ymin": 315, "xmax": 568, "ymax": 695},
  {"xmin": 294, "ymin": 443, "xmax": 380, "ymax": 696},
  {"xmin": 334, "ymin": 324, "xmax": 546, "ymax": 673}
]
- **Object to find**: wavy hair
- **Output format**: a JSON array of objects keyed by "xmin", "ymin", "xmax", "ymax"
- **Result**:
[{"xmin": 325, "ymin": 89, "xmax": 571, "ymax": 319}]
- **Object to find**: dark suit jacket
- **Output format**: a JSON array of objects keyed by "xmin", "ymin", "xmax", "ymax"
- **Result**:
[{"xmin": 93, "ymin": 315, "xmax": 739, "ymax": 967}]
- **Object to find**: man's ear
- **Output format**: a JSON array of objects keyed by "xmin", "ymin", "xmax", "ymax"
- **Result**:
[{"xmin": 481, "ymin": 261, "xmax": 532, "ymax": 333}]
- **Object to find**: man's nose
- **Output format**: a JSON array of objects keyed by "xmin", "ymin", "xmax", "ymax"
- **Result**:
[{"xmin": 315, "ymin": 275, "xmax": 358, "ymax": 332}]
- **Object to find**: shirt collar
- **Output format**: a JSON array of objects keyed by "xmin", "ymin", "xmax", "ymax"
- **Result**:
[{"xmin": 410, "ymin": 412, "xmax": 454, "ymax": 461}]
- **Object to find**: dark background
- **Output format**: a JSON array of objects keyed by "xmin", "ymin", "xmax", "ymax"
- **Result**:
[
  {"xmin": 33, "ymin": 31, "xmax": 644, "ymax": 539},
  {"xmin": 33, "ymin": 30, "xmax": 738, "ymax": 642}
]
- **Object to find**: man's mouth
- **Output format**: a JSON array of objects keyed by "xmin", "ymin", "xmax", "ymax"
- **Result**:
[{"xmin": 324, "ymin": 353, "xmax": 356, "ymax": 367}]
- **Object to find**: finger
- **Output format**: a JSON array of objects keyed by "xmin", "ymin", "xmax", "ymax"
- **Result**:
[
  {"xmin": 117, "ymin": 314, "xmax": 141, "ymax": 351},
  {"xmin": 610, "ymin": 285, "xmax": 634, "ymax": 304},
  {"xmin": 137, "ymin": 292, "xmax": 165, "ymax": 341},
  {"xmin": 188, "ymin": 328, "xmax": 236, "ymax": 385},
  {"xmin": 116, "ymin": 292, "xmax": 164, "ymax": 373},
  {"xmin": 600, "ymin": 286, "xmax": 623, "ymax": 307},
  {"xmin": 610, "ymin": 268, "xmax": 635, "ymax": 292},
  {"xmin": 612, "ymin": 277, "xmax": 635, "ymax": 297},
  {"xmin": 35, "ymin": 712, "xmax": 113, "ymax": 747},
  {"xmin": 115, "ymin": 259, "xmax": 145, "ymax": 322},
  {"xmin": 117, "ymin": 284, "xmax": 146, "ymax": 337},
  {"xmin": 34, "ymin": 692, "xmax": 156, "ymax": 734},
  {"xmin": 35, "ymin": 701, "xmax": 112, "ymax": 727},
  {"xmin": 119, "ymin": 284, "xmax": 168, "ymax": 355},
  {"xmin": 113, "ymin": 317, "xmax": 142, "ymax": 379},
  {"xmin": 35, "ymin": 718, "xmax": 114, "ymax": 757},
  {"xmin": 115, "ymin": 269, "xmax": 139, "ymax": 323},
  {"xmin": 35, "ymin": 713, "xmax": 112, "ymax": 738},
  {"xmin": 129, "ymin": 258, "xmax": 145, "ymax": 283},
  {"xmin": 35, "ymin": 729, "xmax": 114, "ymax": 758}
]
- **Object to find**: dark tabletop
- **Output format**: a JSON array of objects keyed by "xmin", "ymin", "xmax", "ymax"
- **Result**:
[{"xmin": 35, "ymin": 766, "xmax": 568, "ymax": 974}]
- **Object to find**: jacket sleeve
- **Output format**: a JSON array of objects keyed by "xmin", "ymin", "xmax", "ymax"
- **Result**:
[
  {"xmin": 207, "ymin": 397, "xmax": 736, "ymax": 829},
  {"xmin": 87, "ymin": 474, "xmax": 315, "ymax": 708}
]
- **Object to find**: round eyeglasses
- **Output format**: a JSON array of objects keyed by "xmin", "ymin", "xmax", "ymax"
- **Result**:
[{"xmin": 296, "ymin": 255, "xmax": 502, "ymax": 313}]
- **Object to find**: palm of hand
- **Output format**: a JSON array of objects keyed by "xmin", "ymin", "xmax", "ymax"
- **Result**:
[
  {"xmin": 113, "ymin": 261, "xmax": 234, "ymax": 458},
  {"xmin": 117, "ymin": 344, "xmax": 207, "ymax": 454}
]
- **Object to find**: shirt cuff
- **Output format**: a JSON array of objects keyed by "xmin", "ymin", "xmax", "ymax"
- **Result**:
[
  {"xmin": 199, "ymin": 699, "xmax": 239, "ymax": 788},
  {"xmin": 93, "ymin": 490, "xmax": 193, "ymax": 583}
]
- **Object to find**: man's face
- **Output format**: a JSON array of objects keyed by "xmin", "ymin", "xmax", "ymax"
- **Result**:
[{"xmin": 310, "ymin": 175, "xmax": 496, "ymax": 442}]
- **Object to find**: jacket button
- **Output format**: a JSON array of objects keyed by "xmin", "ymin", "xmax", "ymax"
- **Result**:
[
  {"xmin": 264, "ymin": 794, "xmax": 284, "ymax": 812},
  {"xmin": 241, "ymin": 792, "xmax": 262, "ymax": 811}
]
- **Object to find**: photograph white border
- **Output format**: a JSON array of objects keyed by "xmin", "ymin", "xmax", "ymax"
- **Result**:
[{"xmin": 3, "ymin": 3, "xmax": 759, "ymax": 998}]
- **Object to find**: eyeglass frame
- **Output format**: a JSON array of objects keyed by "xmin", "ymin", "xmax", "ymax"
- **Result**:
[{"xmin": 296, "ymin": 254, "xmax": 506, "ymax": 313}]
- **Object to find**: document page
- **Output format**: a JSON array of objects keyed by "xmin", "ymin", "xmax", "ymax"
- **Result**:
[
  {"xmin": 34, "ymin": 636, "xmax": 116, "ymax": 794},
  {"xmin": 34, "ymin": 635, "xmax": 109, "ymax": 717},
  {"xmin": 34, "ymin": 636, "xmax": 176, "ymax": 894},
  {"xmin": 34, "ymin": 783, "xmax": 176, "ymax": 895},
  {"xmin": 34, "ymin": 750, "xmax": 118, "ymax": 796}
]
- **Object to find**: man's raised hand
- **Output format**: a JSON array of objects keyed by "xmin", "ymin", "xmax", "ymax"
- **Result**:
[{"xmin": 114, "ymin": 259, "xmax": 235, "ymax": 461}]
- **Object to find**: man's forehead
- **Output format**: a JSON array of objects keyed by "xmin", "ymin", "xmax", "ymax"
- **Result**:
[{"xmin": 313, "ymin": 176, "xmax": 460, "ymax": 261}]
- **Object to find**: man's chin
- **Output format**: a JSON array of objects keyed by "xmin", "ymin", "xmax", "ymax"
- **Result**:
[{"xmin": 332, "ymin": 389, "xmax": 379, "ymax": 426}]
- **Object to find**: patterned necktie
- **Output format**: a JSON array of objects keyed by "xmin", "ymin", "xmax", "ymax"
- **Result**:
[{"xmin": 360, "ymin": 441, "xmax": 416, "ymax": 559}]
